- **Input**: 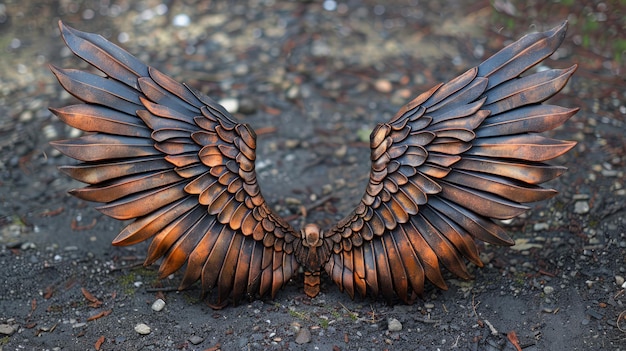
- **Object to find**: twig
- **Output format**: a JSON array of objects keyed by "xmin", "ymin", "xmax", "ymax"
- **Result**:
[
  {"xmin": 283, "ymin": 194, "xmax": 335, "ymax": 223},
  {"xmin": 368, "ymin": 304, "xmax": 380, "ymax": 323},
  {"xmin": 303, "ymin": 194, "xmax": 334, "ymax": 213},
  {"xmin": 471, "ymin": 293, "xmax": 481, "ymax": 318},
  {"xmin": 109, "ymin": 261, "xmax": 145, "ymax": 272},
  {"xmin": 204, "ymin": 343, "xmax": 221, "ymax": 351},
  {"xmin": 301, "ymin": 156, "xmax": 325, "ymax": 172},
  {"xmin": 87, "ymin": 309, "xmax": 112, "ymax": 321},
  {"xmin": 71, "ymin": 218, "xmax": 97, "ymax": 231},
  {"xmin": 40, "ymin": 206, "xmax": 64, "ymax": 217},
  {"xmin": 415, "ymin": 317, "xmax": 442, "ymax": 324},
  {"xmin": 255, "ymin": 126, "xmax": 278, "ymax": 135},
  {"xmin": 145, "ymin": 286, "xmax": 180, "ymax": 293},
  {"xmin": 483, "ymin": 319, "xmax": 498, "ymax": 335},
  {"xmin": 451, "ymin": 335, "xmax": 461, "ymax": 348},
  {"xmin": 338, "ymin": 302, "xmax": 358, "ymax": 320},
  {"xmin": 617, "ymin": 310, "xmax": 626, "ymax": 333}
]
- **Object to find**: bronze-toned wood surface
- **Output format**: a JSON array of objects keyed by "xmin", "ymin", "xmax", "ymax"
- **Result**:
[{"xmin": 50, "ymin": 21, "xmax": 577, "ymax": 307}]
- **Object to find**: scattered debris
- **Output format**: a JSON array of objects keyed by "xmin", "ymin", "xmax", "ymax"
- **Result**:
[
  {"xmin": 87, "ymin": 310, "xmax": 112, "ymax": 322},
  {"xmin": 94, "ymin": 335, "xmax": 105, "ymax": 350}
]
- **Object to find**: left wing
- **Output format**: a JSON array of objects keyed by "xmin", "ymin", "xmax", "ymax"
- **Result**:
[{"xmin": 49, "ymin": 22, "xmax": 300, "ymax": 306}]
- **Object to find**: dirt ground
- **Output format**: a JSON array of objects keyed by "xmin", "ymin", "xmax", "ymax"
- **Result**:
[{"xmin": 1, "ymin": 1, "xmax": 625, "ymax": 350}]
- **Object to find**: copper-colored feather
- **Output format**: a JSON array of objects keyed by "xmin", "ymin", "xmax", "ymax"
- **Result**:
[{"xmin": 50, "ymin": 21, "xmax": 577, "ymax": 306}]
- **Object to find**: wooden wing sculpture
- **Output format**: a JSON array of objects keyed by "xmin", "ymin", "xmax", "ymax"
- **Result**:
[{"xmin": 50, "ymin": 21, "xmax": 577, "ymax": 306}]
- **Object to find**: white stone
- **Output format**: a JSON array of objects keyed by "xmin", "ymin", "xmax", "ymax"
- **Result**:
[
  {"xmin": 134, "ymin": 323, "xmax": 151, "ymax": 335},
  {"xmin": 151, "ymin": 298, "xmax": 166, "ymax": 312},
  {"xmin": 0, "ymin": 324, "xmax": 15, "ymax": 335},
  {"xmin": 387, "ymin": 318, "xmax": 402, "ymax": 332},
  {"xmin": 173, "ymin": 14, "xmax": 190, "ymax": 27},
  {"xmin": 574, "ymin": 201, "xmax": 590, "ymax": 214},
  {"xmin": 219, "ymin": 98, "xmax": 239, "ymax": 114}
]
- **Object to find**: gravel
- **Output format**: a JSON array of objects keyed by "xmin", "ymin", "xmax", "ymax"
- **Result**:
[{"xmin": 0, "ymin": 1, "xmax": 624, "ymax": 351}]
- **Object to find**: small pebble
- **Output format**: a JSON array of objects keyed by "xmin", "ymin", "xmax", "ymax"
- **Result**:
[
  {"xmin": 615, "ymin": 275, "xmax": 625, "ymax": 286},
  {"xmin": 533, "ymin": 222, "xmax": 549, "ymax": 231},
  {"xmin": 238, "ymin": 97, "xmax": 257, "ymax": 114},
  {"xmin": 134, "ymin": 323, "xmax": 151, "ymax": 335},
  {"xmin": 151, "ymin": 298, "xmax": 166, "ymax": 312},
  {"xmin": 388, "ymin": 318, "xmax": 402, "ymax": 332},
  {"xmin": 284, "ymin": 197, "xmax": 302, "ymax": 206},
  {"xmin": 322, "ymin": 184, "xmax": 333, "ymax": 195},
  {"xmin": 572, "ymin": 193, "xmax": 590, "ymax": 200},
  {"xmin": 290, "ymin": 321, "xmax": 301, "ymax": 334},
  {"xmin": 311, "ymin": 40, "xmax": 330, "ymax": 57},
  {"xmin": 219, "ymin": 98, "xmax": 239, "ymax": 114},
  {"xmin": 334, "ymin": 144, "xmax": 347, "ymax": 158},
  {"xmin": 233, "ymin": 63, "xmax": 249, "ymax": 76},
  {"xmin": 173, "ymin": 13, "xmax": 190, "ymax": 27},
  {"xmin": 284, "ymin": 139, "xmax": 299, "ymax": 149},
  {"xmin": 601, "ymin": 169, "xmax": 618, "ymax": 177},
  {"xmin": 374, "ymin": 79, "xmax": 393, "ymax": 93},
  {"xmin": 0, "ymin": 324, "xmax": 15, "ymax": 335},
  {"xmin": 543, "ymin": 286, "xmax": 554, "ymax": 295},
  {"xmin": 21, "ymin": 242, "xmax": 36, "ymax": 250},
  {"xmin": 20, "ymin": 110, "xmax": 33, "ymax": 122},
  {"xmin": 574, "ymin": 201, "xmax": 590, "ymax": 214},
  {"xmin": 286, "ymin": 85, "xmax": 300, "ymax": 100},
  {"xmin": 295, "ymin": 327, "xmax": 311, "ymax": 344},
  {"xmin": 188, "ymin": 335, "xmax": 204, "ymax": 345},
  {"xmin": 586, "ymin": 309, "xmax": 604, "ymax": 320}
]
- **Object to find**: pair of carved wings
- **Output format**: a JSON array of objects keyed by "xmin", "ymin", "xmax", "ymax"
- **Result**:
[{"xmin": 51, "ymin": 21, "xmax": 577, "ymax": 306}]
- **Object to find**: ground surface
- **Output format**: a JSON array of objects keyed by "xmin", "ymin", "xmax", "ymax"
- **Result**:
[{"xmin": 1, "ymin": 1, "xmax": 625, "ymax": 350}]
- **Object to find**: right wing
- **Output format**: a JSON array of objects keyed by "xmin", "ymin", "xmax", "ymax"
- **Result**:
[
  {"xmin": 49, "ymin": 21, "xmax": 300, "ymax": 306},
  {"xmin": 323, "ymin": 22, "xmax": 577, "ymax": 303}
]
